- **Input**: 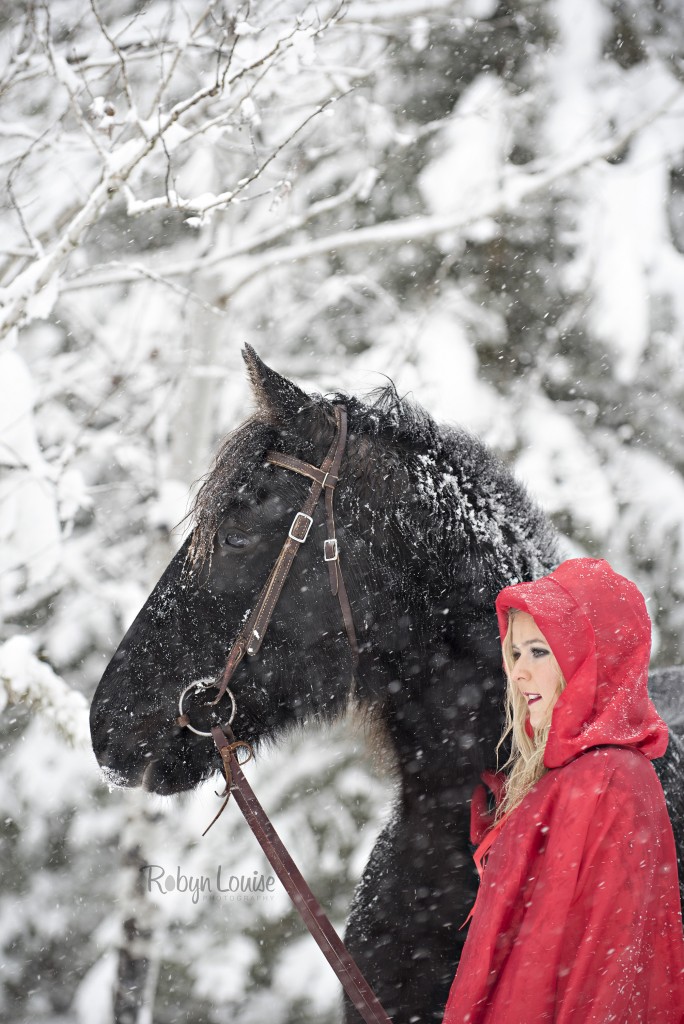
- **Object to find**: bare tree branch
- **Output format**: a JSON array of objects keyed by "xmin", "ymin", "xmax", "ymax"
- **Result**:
[
  {"xmin": 0, "ymin": 26, "xmax": 278, "ymax": 335},
  {"xmin": 125, "ymin": 89, "xmax": 348, "ymax": 218},
  {"xmin": 0, "ymin": 4, "xmax": 355, "ymax": 335},
  {"xmin": 146, "ymin": 3, "xmax": 215, "ymax": 118},
  {"xmin": 63, "ymin": 168, "xmax": 376, "ymax": 292},
  {"xmin": 89, "ymin": 0, "xmax": 136, "ymax": 113},
  {"xmin": 61, "ymin": 90, "xmax": 684, "ymax": 301}
]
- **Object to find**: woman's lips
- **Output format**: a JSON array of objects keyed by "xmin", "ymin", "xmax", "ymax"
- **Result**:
[{"xmin": 525, "ymin": 693, "xmax": 542, "ymax": 705}]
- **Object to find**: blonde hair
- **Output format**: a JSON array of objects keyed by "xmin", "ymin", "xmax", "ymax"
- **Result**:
[{"xmin": 494, "ymin": 608, "xmax": 566, "ymax": 821}]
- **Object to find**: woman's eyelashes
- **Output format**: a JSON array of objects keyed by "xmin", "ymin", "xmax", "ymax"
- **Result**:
[{"xmin": 511, "ymin": 648, "xmax": 550, "ymax": 661}]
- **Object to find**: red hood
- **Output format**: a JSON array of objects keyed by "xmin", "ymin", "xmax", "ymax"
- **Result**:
[{"xmin": 494, "ymin": 558, "xmax": 668, "ymax": 768}]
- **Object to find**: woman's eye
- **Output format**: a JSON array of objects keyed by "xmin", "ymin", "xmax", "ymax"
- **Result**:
[
  {"xmin": 532, "ymin": 648, "xmax": 549, "ymax": 658},
  {"xmin": 511, "ymin": 651, "xmax": 520, "ymax": 661}
]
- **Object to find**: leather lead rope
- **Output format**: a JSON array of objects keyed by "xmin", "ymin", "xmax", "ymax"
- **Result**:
[{"xmin": 210, "ymin": 725, "xmax": 393, "ymax": 1024}]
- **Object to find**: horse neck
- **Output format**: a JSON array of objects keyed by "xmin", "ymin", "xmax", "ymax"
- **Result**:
[{"xmin": 371, "ymin": 632, "xmax": 503, "ymax": 816}]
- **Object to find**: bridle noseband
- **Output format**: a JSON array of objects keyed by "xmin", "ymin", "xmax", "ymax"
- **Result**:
[{"xmin": 177, "ymin": 403, "xmax": 359, "ymax": 734}]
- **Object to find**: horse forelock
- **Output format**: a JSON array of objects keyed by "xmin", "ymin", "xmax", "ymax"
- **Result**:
[{"xmin": 186, "ymin": 416, "xmax": 278, "ymax": 569}]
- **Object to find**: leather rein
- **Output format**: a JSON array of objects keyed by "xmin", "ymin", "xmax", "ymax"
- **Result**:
[{"xmin": 176, "ymin": 404, "xmax": 392, "ymax": 1024}]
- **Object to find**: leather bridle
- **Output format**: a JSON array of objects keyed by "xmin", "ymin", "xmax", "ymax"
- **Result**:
[
  {"xmin": 218, "ymin": 401, "xmax": 358, "ymax": 704},
  {"xmin": 173, "ymin": 405, "xmax": 391, "ymax": 1024},
  {"xmin": 177, "ymin": 402, "xmax": 359, "ymax": 733}
]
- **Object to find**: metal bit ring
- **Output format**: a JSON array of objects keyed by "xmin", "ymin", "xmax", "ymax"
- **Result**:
[{"xmin": 178, "ymin": 679, "xmax": 236, "ymax": 737}]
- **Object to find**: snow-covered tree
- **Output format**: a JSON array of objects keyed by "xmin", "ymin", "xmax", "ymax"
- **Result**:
[{"xmin": 1, "ymin": 0, "xmax": 684, "ymax": 1020}]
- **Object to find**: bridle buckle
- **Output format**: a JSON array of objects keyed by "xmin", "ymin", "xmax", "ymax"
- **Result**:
[
  {"xmin": 324, "ymin": 538, "xmax": 338, "ymax": 562},
  {"xmin": 289, "ymin": 511, "xmax": 313, "ymax": 543}
]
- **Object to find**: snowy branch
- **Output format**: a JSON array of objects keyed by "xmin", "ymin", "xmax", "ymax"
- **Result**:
[
  {"xmin": 0, "ymin": 1, "xmax": 355, "ymax": 338},
  {"xmin": 61, "ymin": 91, "xmax": 684, "ymax": 298},
  {"xmin": 0, "ymin": 635, "xmax": 90, "ymax": 748},
  {"xmin": 88, "ymin": 0, "xmax": 137, "ymax": 114},
  {"xmin": 63, "ymin": 167, "xmax": 377, "ymax": 293},
  {"xmin": 123, "ymin": 91, "xmax": 347, "ymax": 220},
  {"xmin": 345, "ymin": 0, "xmax": 466, "ymax": 19},
  {"xmin": 0, "ymin": 68, "xmax": 244, "ymax": 334},
  {"xmin": 208, "ymin": 86, "xmax": 684, "ymax": 301}
]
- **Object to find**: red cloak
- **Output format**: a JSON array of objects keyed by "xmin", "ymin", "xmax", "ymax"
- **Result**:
[{"xmin": 442, "ymin": 558, "xmax": 684, "ymax": 1023}]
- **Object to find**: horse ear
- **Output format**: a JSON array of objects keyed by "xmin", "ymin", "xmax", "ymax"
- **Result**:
[{"xmin": 242, "ymin": 344, "xmax": 309, "ymax": 420}]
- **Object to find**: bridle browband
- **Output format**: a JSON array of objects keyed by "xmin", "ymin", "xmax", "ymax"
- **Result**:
[{"xmin": 173, "ymin": 405, "xmax": 391, "ymax": 1024}]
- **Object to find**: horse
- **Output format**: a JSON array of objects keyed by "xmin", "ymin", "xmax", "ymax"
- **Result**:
[{"xmin": 90, "ymin": 346, "xmax": 684, "ymax": 1023}]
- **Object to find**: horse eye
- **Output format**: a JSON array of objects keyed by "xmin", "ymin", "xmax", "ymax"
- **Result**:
[{"xmin": 217, "ymin": 526, "xmax": 252, "ymax": 550}]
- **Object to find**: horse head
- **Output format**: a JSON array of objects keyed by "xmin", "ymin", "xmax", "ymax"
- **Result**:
[{"xmin": 90, "ymin": 346, "xmax": 559, "ymax": 798}]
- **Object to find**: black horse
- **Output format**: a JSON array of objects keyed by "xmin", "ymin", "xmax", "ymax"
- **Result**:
[{"xmin": 90, "ymin": 347, "xmax": 684, "ymax": 1023}]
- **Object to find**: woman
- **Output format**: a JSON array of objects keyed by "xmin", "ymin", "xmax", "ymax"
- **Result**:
[{"xmin": 442, "ymin": 557, "xmax": 684, "ymax": 1023}]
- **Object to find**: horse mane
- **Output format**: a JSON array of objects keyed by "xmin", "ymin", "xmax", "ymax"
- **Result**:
[
  {"xmin": 336, "ymin": 383, "xmax": 558, "ymax": 595},
  {"xmin": 186, "ymin": 381, "xmax": 558, "ymax": 589}
]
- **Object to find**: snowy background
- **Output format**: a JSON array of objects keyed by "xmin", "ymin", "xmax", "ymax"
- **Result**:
[{"xmin": 1, "ymin": 0, "xmax": 684, "ymax": 1021}]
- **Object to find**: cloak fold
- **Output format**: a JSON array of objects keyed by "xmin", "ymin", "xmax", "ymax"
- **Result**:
[{"xmin": 444, "ymin": 747, "xmax": 684, "ymax": 1023}]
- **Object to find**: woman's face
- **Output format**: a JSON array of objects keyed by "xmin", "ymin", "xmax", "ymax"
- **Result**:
[{"xmin": 509, "ymin": 612, "xmax": 562, "ymax": 729}]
